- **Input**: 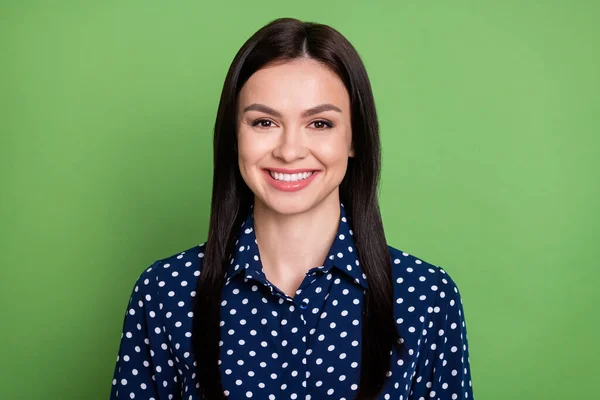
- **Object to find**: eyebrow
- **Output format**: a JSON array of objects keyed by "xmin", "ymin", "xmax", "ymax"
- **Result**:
[{"xmin": 242, "ymin": 103, "xmax": 342, "ymax": 118}]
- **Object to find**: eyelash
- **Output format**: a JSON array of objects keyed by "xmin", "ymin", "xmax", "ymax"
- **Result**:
[{"xmin": 251, "ymin": 119, "xmax": 334, "ymax": 130}]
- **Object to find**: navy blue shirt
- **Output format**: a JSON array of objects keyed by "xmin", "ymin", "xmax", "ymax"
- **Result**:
[{"xmin": 110, "ymin": 204, "xmax": 474, "ymax": 399}]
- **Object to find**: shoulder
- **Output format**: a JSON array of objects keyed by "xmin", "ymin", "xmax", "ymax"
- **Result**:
[
  {"xmin": 387, "ymin": 244, "xmax": 467, "ymax": 350},
  {"xmin": 131, "ymin": 243, "xmax": 207, "ymax": 300},
  {"xmin": 387, "ymin": 244, "xmax": 464, "ymax": 312}
]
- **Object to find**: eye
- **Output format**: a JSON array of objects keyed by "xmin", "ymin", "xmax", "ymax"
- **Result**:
[
  {"xmin": 250, "ymin": 119, "xmax": 334, "ymax": 130},
  {"xmin": 310, "ymin": 120, "xmax": 334, "ymax": 130},
  {"xmin": 251, "ymin": 119, "xmax": 277, "ymax": 129}
]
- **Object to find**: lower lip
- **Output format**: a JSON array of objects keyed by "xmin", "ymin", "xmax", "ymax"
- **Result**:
[{"xmin": 263, "ymin": 170, "xmax": 319, "ymax": 192}]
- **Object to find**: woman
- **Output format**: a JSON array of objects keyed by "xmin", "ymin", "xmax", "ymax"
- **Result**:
[{"xmin": 110, "ymin": 17, "xmax": 474, "ymax": 400}]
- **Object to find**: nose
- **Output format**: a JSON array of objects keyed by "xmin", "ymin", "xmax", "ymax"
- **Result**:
[{"xmin": 272, "ymin": 126, "xmax": 308, "ymax": 163}]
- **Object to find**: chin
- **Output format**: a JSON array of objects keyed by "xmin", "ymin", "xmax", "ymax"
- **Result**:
[
  {"xmin": 254, "ymin": 186, "xmax": 341, "ymax": 217},
  {"xmin": 258, "ymin": 196, "xmax": 316, "ymax": 216}
]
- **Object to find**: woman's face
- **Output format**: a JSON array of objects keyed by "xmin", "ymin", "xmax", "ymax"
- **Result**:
[{"xmin": 237, "ymin": 58, "xmax": 354, "ymax": 216}]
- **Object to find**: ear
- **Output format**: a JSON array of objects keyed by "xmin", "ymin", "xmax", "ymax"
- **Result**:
[{"xmin": 349, "ymin": 145, "xmax": 355, "ymax": 158}]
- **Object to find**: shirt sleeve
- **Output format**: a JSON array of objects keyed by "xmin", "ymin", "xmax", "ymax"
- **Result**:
[
  {"xmin": 110, "ymin": 262, "xmax": 181, "ymax": 400},
  {"xmin": 411, "ymin": 269, "xmax": 474, "ymax": 400}
]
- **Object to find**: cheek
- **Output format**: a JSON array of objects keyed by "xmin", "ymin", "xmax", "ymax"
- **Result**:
[
  {"xmin": 312, "ymin": 134, "xmax": 352, "ymax": 166},
  {"xmin": 237, "ymin": 131, "xmax": 270, "ymax": 170},
  {"xmin": 312, "ymin": 143, "xmax": 350, "ymax": 172}
]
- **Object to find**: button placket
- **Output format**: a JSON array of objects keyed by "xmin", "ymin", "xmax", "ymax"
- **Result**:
[{"xmin": 278, "ymin": 298, "xmax": 308, "ymax": 400}]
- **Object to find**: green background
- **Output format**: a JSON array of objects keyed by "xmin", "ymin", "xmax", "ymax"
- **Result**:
[{"xmin": 1, "ymin": 1, "xmax": 598, "ymax": 399}]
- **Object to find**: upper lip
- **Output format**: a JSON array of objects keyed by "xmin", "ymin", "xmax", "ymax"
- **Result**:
[{"xmin": 264, "ymin": 168, "xmax": 317, "ymax": 173}]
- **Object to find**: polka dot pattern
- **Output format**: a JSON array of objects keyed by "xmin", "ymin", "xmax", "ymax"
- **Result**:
[{"xmin": 110, "ymin": 203, "xmax": 474, "ymax": 399}]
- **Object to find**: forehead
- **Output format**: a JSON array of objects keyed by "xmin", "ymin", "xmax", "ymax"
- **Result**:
[{"xmin": 238, "ymin": 58, "xmax": 350, "ymax": 111}]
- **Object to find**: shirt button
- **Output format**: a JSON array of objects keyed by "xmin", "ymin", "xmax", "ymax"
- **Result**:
[{"xmin": 299, "ymin": 302, "xmax": 308, "ymax": 310}]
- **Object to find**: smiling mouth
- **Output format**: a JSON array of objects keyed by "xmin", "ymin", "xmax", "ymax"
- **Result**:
[{"xmin": 268, "ymin": 170, "xmax": 316, "ymax": 182}]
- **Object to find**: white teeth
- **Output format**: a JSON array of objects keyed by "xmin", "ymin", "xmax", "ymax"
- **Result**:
[{"xmin": 269, "ymin": 171, "xmax": 314, "ymax": 182}]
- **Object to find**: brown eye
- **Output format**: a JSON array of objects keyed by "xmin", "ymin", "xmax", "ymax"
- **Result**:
[
  {"xmin": 311, "ymin": 120, "xmax": 334, "ymax": 130},
  {"xmin": 252, "ymin": 119, "xmax": 275, "ymax": 128}
]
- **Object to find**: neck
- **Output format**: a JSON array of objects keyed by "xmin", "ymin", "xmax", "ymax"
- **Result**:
[{"xmin": 253, "ymin": 194, "xmax": 341, "ymax": 297}]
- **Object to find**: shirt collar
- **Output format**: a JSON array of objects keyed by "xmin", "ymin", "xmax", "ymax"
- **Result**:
[{"xmin": 225, "ymin": 203, "xmax": 368, "ymax": 290}]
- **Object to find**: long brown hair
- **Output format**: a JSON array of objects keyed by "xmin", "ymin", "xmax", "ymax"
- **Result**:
[{"xmin": 192, "ymin": 17, "xmax": 400, "ymax": 399}]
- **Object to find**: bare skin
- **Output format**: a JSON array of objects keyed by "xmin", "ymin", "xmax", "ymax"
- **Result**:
[{"xmin": 236, "ymin": 58, "xmax": 354, "ymax": 297}]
